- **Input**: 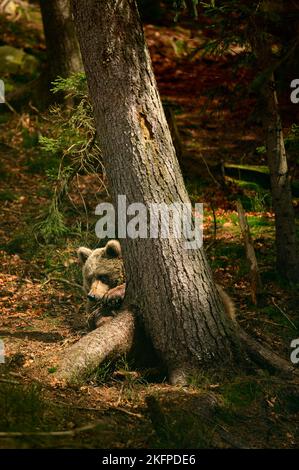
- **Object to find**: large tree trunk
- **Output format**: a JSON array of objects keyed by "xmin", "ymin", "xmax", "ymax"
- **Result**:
[
  {"xmin": 40, "ymin": 0, "xmax": 82, "ymax": 84},
  {"xmin": 71, "ymin": 0, "xmax": 240, "ymax": 383}
]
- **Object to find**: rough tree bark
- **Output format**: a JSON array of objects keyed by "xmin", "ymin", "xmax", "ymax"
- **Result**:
[
  {"xmin": 71, "ymin": 0, "xmax": 240, "ymax": 384},
  {"xmin": 40, "ymin": 0, "xmax": 82, "ymax": 84},
  {"xmin": 56, "ymin": 310, "xmax": 135, "ymax": 384}
]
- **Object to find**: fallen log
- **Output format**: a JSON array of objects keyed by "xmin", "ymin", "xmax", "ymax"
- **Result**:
[{"xmin": 55, "ymin": 309, "xmax": 135, "ymax": 385}]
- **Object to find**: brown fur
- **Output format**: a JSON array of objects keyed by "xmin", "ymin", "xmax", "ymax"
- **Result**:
[
  {"xmin": 216, "ymin": 284, "xmax": 236, "ymax": 322},
  {"xmin": 77, "ymin": 240, "xmax": 124, "ymax": 301}
]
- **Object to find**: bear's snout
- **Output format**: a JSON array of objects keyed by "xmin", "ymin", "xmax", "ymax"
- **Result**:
[{"xmin": 87, "ymin": 280, "xmax": 110, "ymax": 302}]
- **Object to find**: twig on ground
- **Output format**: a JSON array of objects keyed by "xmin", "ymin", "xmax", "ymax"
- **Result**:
[
  {"xmin": 41, "ymin": 277, "xmax": 84, "ymax": 291},
  {"xmin": 271, "ymin": 297, "xmax": 297, "ymax": 330},
  {"xmin": 199, "ymin": 153, "xmax": 221, "ymax": 188},
  {"xmin": 116, "ymin": 383, "xmax": 124, "ymax": 407},
  {"xmin": 0, "ymin": 421, "xmax": 104, "ymax": 438},
  {"xmin": 52, "ymin": 400, "xmax": 143, "ymax": 419},
  {"xmin": 0, "ymin": 378, "xmax": 20, "ymax": 385}
]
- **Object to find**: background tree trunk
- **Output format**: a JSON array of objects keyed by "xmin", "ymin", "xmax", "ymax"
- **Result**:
[
  {"xmin": 262, "ymin": 75, "xmax": 299, "ymax": 282},
  {"xmin": 71, "ymin": 0, "xmax": 240, "ymax": 383},
  {"xmin": 249, "ymin": 3, "xmax": 299, "ymax": 283},
  {"xmin": 40, "ymin": 0, "xmax": 82, "ymax": 84}
]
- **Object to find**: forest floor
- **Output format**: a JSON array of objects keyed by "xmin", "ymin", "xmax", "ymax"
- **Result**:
[{"xmin": 0, "ymin": 5, "xmax": 299, "ymax": 448}]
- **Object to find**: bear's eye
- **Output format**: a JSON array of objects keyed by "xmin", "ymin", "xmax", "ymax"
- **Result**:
[{"xmin": 96, "ymin": 275, "xmax": 109, "ymax": 284}]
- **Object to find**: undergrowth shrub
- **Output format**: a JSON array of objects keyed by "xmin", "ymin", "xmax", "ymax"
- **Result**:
[{"xmin": 37, "ymin": 73, "xmax": 105, "ymax": 242}]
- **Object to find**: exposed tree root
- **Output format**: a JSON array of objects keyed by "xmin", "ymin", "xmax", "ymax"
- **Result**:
[
  {"xmin": 55, "ymin": 309, "xmax": 135, "ymax": 385},
  {"xmin": 53, "ymin": 304, "xmax": 298, "ymax": 386},
  {"xmin": 238, "ymin": 327, "xmax": 299, "ymax": 380}
]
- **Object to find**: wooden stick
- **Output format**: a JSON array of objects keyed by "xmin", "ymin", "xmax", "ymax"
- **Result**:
[
  {"xmin": 0, "ymin": 378, "xmax": 20, "ymax": 385},
  {"xmin": 271, "ymin": 297, "xmax": 297, "ymax": 330},
  {"xmin": 0, "ymin": 421, "xmax": 104, "ymax": 438},
  {"xmin": 236, "ymin": 200, "xmax": 263, "ymax": 304},
  {"xmin": 52, "ymin": 400, "xmax": 144, "ymax": 419},
  {"xmin": 41, "ymin": 277, "xmax": 84, "ymax": 291}
]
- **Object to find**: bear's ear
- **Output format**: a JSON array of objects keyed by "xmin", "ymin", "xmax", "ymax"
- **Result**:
[
  {"xmin": 77, "ymin": 247, "xmax": 92, "ymax": 265},
  {"xmin": 105, "ymin": 240, "xmax": 121, "ymax": 258}
]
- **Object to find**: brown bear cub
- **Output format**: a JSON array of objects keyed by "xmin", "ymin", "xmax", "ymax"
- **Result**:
[
  {"xmin": 78, "ymin": 240, "xmax": 235, "ymax": 329},
  {"xmin": 77, "ymin": 240, "xmax": 126, "ymax": 328}
]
